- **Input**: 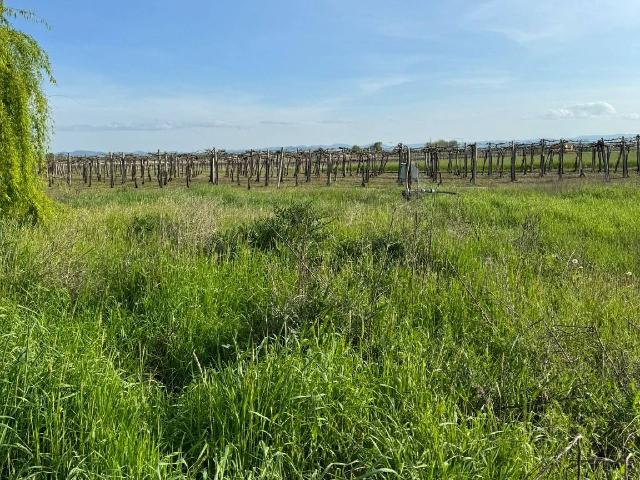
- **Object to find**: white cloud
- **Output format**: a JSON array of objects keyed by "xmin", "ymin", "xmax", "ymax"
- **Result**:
[
  {"xmin": 466, "ymin": 0, "xmax": 640, "ymax": 44},
  {"xmin": 546, "ymin": 102, "xmax": 616, "ymax": 119},
  {"xmin": 58, "ymin": 120, "xmax": 242, "ymax": 132},
  {"xmin": 447, "ymin": 75, "xmax": 512, "ymax": 89},
  {"xmin": 622, "ymin": 113, "xmax": 640, "ymax": 120},
  {"xmin": 357, "ymin": 75, "xmax": 418, "ymax": 94}
]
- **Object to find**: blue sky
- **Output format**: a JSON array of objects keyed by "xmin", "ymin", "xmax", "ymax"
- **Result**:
[{"xmin": 12, "ymin": 0, "xmax": 640, "ymax": 151}]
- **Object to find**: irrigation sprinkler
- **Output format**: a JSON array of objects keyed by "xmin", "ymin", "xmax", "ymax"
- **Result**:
[{"xmin": 402, "ymin": 187, "xmax": 457, "ymax": 200}]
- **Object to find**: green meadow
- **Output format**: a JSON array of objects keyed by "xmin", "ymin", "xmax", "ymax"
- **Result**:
[{"xmin": 1, "ymin": 179, "xmax": 639, "ymax": 478}]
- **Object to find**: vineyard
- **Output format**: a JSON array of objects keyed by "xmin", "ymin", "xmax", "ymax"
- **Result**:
[{"xmin": 44, "ymin": 136, "xmax": 640, "ymax": 190}]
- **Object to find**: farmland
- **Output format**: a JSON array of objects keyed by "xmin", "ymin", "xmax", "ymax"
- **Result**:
[{"xmin": 1, "ymin": 174, "xmax": 639, "ymax": 478}]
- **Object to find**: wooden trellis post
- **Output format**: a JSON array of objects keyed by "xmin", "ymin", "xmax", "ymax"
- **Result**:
[
  {"xmin": 471, "ymin": 144, "xmax": 477, "ymax": 185},
  {"xmin": 245, "ymin": 153, "xmax": 250, "ymax": 189},
  {"xmin": 487, "ymin": 143, "xmax": 493, "ymax": 176},
  {"xmin": 597, "ymin": 140, "xmax": 603, "ymax": 173},
  {"xmin": 622, "ymin": 137, "xmax": 629, "ymax": 178},
  {"xmin": 397, "ymin": 144, "xmax": 403, "ymax": 183},
  {"xmin": 264, "ymin": 150, "xmax": 270, "ymax": 187},
  {"xmin": 577, "ymin": 143, "xmax": 584, "ymax": 177},
  {"xmin": 277, "ymin": 148, "xmax": 284, "ymax": 189},
  {"xmin": 66, "ymin": 154, "xmax": 71, "ymax": 186},
  {"xmin": 209, "ymin": 150, "xmax": 214, "ymax": 183},
  {"xmin": 422, "ymin": 149, "xmax": 428, "ymax": 178},
  {"xmin": 558, "ymin": 140, "xmax": 564, "ymax": 179},
  {"xmin": 430, "ymin": 149, "xmax": 437, "ymax": 182},
  {"xmin": 163, "ymin": 154, "xmax": 169, "ymax": 186},
  {"xmin": 121, "ymin": 153, "xmax": 126, "ymax": 185},
  {"xmin": 603, "ymin": 141, "xmax": 610, "ymax": 181},
  {"xmin": 463, "ymin": 147, "xmax": 468, "ymax": 177},
  {"xmin": 110, "ymin": 152, "xmax": 115, "ymax": 188},
  {"xmin": 406, "ymin": 147, "xmax": 412, "ymax": 191},
  {"xmin": 132, "ymin": 158, "xmax": 138, "ymax": 188},
  {"xmin": 510, "ymin": 142, "xmax": 516, "ymax": 182}
]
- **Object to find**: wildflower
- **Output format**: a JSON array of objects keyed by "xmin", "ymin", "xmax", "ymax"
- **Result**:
[
  {"xmin": 626, "ymin": 271, "xmax": 633, "ymax": 277},
  {"xmin": 571, "ymin": 258, "xmax": 579, "ymax": 265}
]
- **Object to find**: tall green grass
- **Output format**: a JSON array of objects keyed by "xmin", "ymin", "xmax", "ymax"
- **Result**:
[{"xmin": 1, "ymin": 181, "xmax": 639, "ymax": 478}]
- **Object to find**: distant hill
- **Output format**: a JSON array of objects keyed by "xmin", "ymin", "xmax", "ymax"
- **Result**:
[
  {"xmin": 58, "ymin": 150, "xmax": 105, "ymax": 156},
  {"xmin": 56, "ymin": 150, "xmax": 150, "ymax": 156}
]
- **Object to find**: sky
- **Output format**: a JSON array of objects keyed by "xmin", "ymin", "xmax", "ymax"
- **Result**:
[{"xmin": 11, "ymin": 0, "xmax": 640, "ymax": 151}]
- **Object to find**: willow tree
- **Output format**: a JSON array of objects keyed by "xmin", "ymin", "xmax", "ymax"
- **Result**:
[{"xmin": 0, "ymin": 2, "xmax": 53, "ymax": 221}]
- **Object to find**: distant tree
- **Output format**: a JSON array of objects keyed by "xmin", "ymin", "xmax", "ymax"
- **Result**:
[
  {"xmin": 351, "ymin": 145, "xmax": 362, "ymax": 154},
  {"xmin": 0, "ymin": 3, "xmax": 54, "ymax": 221},
  {"xmin": 430, "ymin": 139, "xmax": 459, "ymax": 148},
  {"xmin": 371, "ymin": 141, "xmax": 383, "ymax": 153}
]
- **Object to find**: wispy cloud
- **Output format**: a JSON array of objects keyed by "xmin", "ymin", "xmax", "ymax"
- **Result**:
[
  {"xmin": 447, "ymin": 75, "xmax": 512, "ymax": 89},
  {"xmin": 315, "ymin": 119, "xmax": 353, "ymax": 126},
  {"xmin": 357, "ymin": 75, "xmax": 418, "ymax": 95},
  {"xmin": 58, "ymin": 120, "xmax": 242, "ymax": 132},
  {"xmin": 258, "ymin": 120, "xmax": 299, "ymax": 126},
  {"xmin": 466, "ymin": 0, "xmax": 640, "ymax": 45},
  {"xmin": 622, "ymin": 113, "xmax": 640, "ymax": 120},
  {"xmin": 47, "ymin": 73, "xmax": 365, "ymax": 150},
  {"xmin": 546, "ymin": 102, "xmax": 616, "ymax": 119}
]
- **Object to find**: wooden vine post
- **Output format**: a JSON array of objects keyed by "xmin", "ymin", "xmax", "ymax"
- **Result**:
[
  {"xmin": 110, "ymin": 152, "xmax": 115, "ymax": 188},
  {"xmin": 558, "ymin": 140, "xmax": 564, "ymax": 180},
  {"xmin": 603, "ymin": 140, "xmax": 610, "ymax": 181},
  {"xmin": 66, "ymin": 153, "xmax": 71, "ymax": 186},
  {"xmin": 487, "ymin": 143, "xmax": 493, "ymax": 176},
  {"xmin": 277, "ymin": 148, "xmax": 284, "ymax": 189},
  {"xmin": 209, "ymin": 150, "xmax": 215, "ymax": 184},
  {"xmin": 622, "ymin": 137, "xmax": 629, "ymax": 178},
  {"xmin": 121, "ymin": 153, "xmax": 126, "ymax": 185},
  {"xmin": 406, "ymin": 147, "xmax": 412, "ymax": 191},
  {"xmin": 577, "ymin": 143, "xmax": 584, "ymax": 177},
  {"xmin": 397, "ymin": 144, "xmax": 403, "ymax": 184},
  {"xmin": 510, "ymin": 141, "xmax": 516, "ymax": 182},
  {"xmin": 471, "ymin": 143, "xmax": 477, "ymax": 185}
]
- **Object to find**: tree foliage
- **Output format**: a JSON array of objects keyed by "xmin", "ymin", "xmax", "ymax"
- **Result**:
[
  {"xmin": 0, "ymin": 2, "xmax": 53, "ymax": 221},
  {"xmin": 430, "ymin": 139, "xmax": 459, "ymax": 148},
  {"xmin": 371, "ymin": 141, "xmax": 383, "ymax": 153}
]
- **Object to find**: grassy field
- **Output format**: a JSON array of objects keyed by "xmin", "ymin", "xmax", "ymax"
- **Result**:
[{"xmin": 1, "ymin": 177, "xmax": 640, "ymax": 478}]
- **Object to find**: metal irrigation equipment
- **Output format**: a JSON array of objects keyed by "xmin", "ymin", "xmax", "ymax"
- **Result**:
[{"xmin": 402, "ymin": 188, "xmax": 458, "ymax": 200}]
